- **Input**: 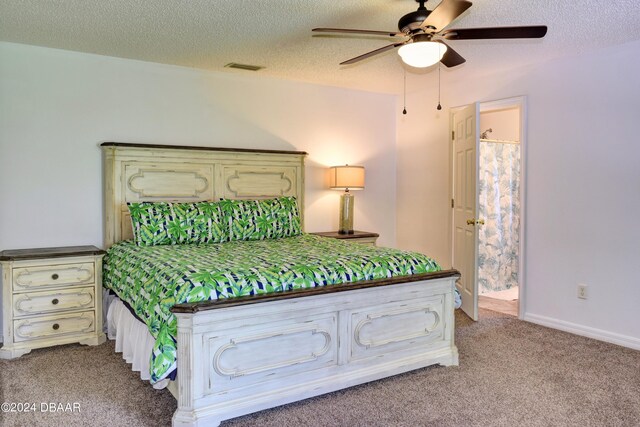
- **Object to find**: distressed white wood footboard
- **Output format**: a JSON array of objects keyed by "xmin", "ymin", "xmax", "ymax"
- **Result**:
[{"xmin": 171, "ymin": 272, "xmax": 459, "ymax": 427}]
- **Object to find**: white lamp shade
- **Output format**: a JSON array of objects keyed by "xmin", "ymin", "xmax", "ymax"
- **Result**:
[
  {"xmin": 398, "ymin": 41, "xmax": 447, "ymax": 68},
  {"xmin": 329, "ymin": 165, "xmax": 365, "ymax": 190}
]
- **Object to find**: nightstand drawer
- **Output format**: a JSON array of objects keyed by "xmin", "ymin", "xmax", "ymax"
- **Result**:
[
  {"xmin": 351, "ymin": 237, "xmax": 377, "ymax": 246},
  {"xmin": 12, "ymin": 262, "xmax": 95, "ymax": 292},
  {"xmin": 13, "ymin": 311, "xmax": 96, "ymax": 343},
  {"xmin": 311, "ymin": 231, "xmax": 379, "ymax": 246},
  {"xmin": 13, "ymin": 287, "xmax": 95, "ymax": 318}
]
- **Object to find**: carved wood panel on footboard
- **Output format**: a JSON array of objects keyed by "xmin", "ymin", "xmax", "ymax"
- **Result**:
[{"xmin": 171, "ymin": 273, "xmax": 459, "ymax": 427}]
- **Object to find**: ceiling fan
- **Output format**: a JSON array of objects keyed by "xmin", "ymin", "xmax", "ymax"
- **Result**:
[{"xmin": 312, "ymin": 0, "xmax": 547, "ymax": 68}]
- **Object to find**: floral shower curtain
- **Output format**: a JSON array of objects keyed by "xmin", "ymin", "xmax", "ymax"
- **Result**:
[{"xmin": 478, "ymin": 141, "xmax": 520, "ymax": 294}]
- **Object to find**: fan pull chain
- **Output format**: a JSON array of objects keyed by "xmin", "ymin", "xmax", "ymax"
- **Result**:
[
  {"xmin": 437, "ymin": 45, "xmax": 442, "ymax": 111},
  {"xmin": 402, "ymin": 69, "xmax": 407, "ymax": 115}
]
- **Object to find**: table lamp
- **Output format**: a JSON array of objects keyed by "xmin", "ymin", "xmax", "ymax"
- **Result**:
[{"xmin": 329, "ymin": 165, "xmax": 365, "ymax": 234}]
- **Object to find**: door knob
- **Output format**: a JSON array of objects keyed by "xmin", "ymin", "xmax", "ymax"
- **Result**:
[{"xmin": 466, "ymin": 219, "xmax": 485, "ymax": 226}]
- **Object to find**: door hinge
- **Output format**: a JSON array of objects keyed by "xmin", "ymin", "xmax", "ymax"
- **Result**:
[
  {"xmin": 452, "ymin": 130, "xmax": 455, "ymax": 140},
  {"xmin": 451, "ymin": 198, "xmax": 454, "ymax": 208}
]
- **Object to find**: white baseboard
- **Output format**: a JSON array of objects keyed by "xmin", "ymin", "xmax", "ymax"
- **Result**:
[{"xmin": 524, "ymin": 313, "xmax": 640, "ymax": 351}]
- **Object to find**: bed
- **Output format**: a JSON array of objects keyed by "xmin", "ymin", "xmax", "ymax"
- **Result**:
[{"xmin": 101, "ymin": 142, "xmax": 460, "ymax": 427}]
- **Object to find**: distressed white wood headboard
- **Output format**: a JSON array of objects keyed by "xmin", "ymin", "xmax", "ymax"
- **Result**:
[{"xmin": 102, "ymin": 142, "xmax": 307, "ymax": 248}]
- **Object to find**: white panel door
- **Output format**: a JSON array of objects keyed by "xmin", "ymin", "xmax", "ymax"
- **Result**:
[{"xmin": 452, "ymin": 103, "xmax": 479, "ymax": 320}]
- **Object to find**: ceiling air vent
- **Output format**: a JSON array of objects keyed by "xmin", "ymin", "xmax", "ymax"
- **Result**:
[{"xmin": 224, "ymin": 63, "xmax": 265, "ymax": 71}]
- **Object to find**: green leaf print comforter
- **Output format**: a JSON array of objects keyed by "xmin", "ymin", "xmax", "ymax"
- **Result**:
[{"xmin": 103, "ymin": 234, "xmax": 441, "ymax": 383}]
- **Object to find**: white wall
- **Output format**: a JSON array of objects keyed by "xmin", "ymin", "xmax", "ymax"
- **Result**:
[
  {"xmin": 397, "ymin": 39, "xmax": 640, "ymax": 347},
  {"xmin": 0, "ymin": 42, "xmax": 398, "ymax": 340},
  {"xmin": 396, "ymin": 77, "xmax": 452, "ymax": 266},
  {"xmin": 480, "ymin": 107, "xmax": 520, "ymax": 142},
  {"xmin": 0, "ymin": 42, "xmax": 397, "ymax": 251}
]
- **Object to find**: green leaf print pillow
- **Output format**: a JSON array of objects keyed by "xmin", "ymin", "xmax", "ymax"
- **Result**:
[
  {"xmin": 128, "ymin": 201, "xmax": 228, "ymax": 246},
  {"xmin": 219, "ymin": 196, "xmax": 302, "ymax": 241}
]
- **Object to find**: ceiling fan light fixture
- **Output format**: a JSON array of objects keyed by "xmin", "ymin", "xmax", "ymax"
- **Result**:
[{"xmin": 398, "ymin": 41, "xmax": 447, "ymax": 68}]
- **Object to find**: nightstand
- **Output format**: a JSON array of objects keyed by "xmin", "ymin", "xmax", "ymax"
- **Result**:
[
  {"xmin": 0, "ymin": 246, "xmax": 106, "ymax": 359},
  {"xmin": 311, "ymin": 231, "xmax": 379, "ymax": 246}
]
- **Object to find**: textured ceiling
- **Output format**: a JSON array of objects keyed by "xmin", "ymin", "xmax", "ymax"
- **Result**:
[{"xmin": 1, "ymin": 0, "xmax": 640, "ymax": 94}]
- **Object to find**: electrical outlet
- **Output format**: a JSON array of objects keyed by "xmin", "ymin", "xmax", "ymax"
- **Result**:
[{"xmin": 577, "ymin": 284, "xmax": 588, "ymax": 299}]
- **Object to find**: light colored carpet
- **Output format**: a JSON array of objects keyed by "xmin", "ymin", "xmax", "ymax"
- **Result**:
[{"xmin": 2, "ymin": 309, "xmax": 639, "ymax": 427}]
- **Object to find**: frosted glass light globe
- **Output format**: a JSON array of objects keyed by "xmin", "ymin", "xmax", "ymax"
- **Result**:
[{"xmin": 398, "ymin": 41, "xmax": 447, "ymax": 68}]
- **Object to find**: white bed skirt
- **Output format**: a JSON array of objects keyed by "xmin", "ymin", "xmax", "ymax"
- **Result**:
[{"xmin": 105, "ymin": 292, "xmax": 170, "ymax": 390}]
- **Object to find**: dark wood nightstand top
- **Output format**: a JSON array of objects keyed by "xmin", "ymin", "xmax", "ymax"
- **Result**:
[
  {"xmin": 310, "ymin": 231, "xmax": 379, "ymax": 240},
  {"xmin": 0, "ymin": 245, "xmax": 106, "ymax": 261}
]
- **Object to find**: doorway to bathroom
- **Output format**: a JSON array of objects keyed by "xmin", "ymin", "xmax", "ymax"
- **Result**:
[
  {"xmin": 477, "ymin": 101, "xmax": 522, "ymax": 317},
  {"xmin": 450, "ymin": 96, "xmax": 526, "ymax": 320}
]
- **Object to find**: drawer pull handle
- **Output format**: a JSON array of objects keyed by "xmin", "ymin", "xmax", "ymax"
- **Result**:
[
  {"xmin": 52, "ymin": 323, "xmax": 60, "ymax": 330},
  {"xmin": 51, "ymin": 273, "xmax": 59, "ymax": 280},
  {"xmin": 52, "ymin": 298, "xmax": 59, "ymax": 305}
]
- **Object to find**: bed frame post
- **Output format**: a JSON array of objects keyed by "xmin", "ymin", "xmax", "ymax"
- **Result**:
[
  {"xmin": 102, "ymin": 146, "xmax": 117, "ymax": 248},
  {"xmin": 173, "ymin": 314, "xmax": 217, "ymax": 427}
]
